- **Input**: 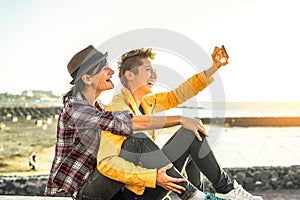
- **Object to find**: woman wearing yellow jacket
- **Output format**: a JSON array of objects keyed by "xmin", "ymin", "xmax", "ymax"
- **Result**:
[{"xmin": 95, "ymin": 47, "xmax": 263, "ymax": 200}]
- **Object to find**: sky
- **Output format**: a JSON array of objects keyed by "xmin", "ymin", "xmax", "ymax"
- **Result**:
[{"xmin": 0, "ymin": 0, "xmax": 300, "ymax": 102}]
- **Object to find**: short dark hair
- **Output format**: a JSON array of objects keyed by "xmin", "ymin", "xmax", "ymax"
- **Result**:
[{"xmin": 118, "ymin": 48, "xmax": 155, "ymax": 87}]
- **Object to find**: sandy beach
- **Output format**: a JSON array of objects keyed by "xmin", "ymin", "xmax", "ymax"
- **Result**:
[{"xmin": 0, "ymin": 120, "xmax": 57, "ymax": 176}]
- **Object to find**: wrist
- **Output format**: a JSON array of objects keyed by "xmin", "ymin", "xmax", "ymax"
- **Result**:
[
  {"xmin": 179, "ymin": 116, "xmax": 184, "ymax": 125},
  {"xmin": 211, "ymin": 63, "xmax": 220, "ymax": 69}
]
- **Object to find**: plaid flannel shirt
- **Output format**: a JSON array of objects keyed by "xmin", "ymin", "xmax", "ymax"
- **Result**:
[{"xmin": 44, "ymin": 91, "xmax": 133, "ymax": 197}]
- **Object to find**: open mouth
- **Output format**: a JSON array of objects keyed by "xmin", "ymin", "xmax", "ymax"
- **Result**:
[
  {"xmin": 106, "ymin": 78, "xmax": 112, "ymax": 83},
  {"xmin": 106, "ymin": 77, "xmax": 112, "ymax": 83},
  {"xmin": 147, "ymin": 80, "xmax": 155, "ymax": 86}
]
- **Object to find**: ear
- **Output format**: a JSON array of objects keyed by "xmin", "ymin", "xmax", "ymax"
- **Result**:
[
  {"xmin": 124, "ymin": 70, "xmax": 134, "ymax": 81},
  {"xmin": 81, "ymin": 74, "xmax": 92, "ymax": 85}
]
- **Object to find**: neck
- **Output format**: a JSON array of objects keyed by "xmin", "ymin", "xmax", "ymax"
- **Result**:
[
  {"xmin": 128, "ymin": 85, "xmax": 146, "ymax": 107},
  {"xmin": 81, "ymin": 87, "xmax": 101, "ymax": 105},
  {"xmin": 132, "ymin": 90, "xmax": 144, "ymax": 107}
]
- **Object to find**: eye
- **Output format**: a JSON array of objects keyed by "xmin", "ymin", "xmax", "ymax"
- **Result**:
[{"xmin": 146, "ymin": 67, "xmax": 156, "ymax": 74}]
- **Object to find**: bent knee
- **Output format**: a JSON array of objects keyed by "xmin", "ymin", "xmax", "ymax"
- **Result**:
[
  {"xmin": 122, "ymin": 132, "xmax": 149, "ymax": 145},
  {"xmin": 133, "ymin": 132, "xmax": 149, "ymax": 138}
]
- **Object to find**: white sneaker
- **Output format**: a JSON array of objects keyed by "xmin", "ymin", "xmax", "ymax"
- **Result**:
[{"xmin": 215, "ymin": 180, "xmax": 263, "ymax": 200}]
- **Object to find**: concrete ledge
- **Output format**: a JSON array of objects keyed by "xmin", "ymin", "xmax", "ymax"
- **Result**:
[
  {"xmin": 0, "ymin": 196, "xmax": 71, "ymax": 200},
  {"xmin": 1, "ymin": 166, "xmax": 299, "ymax": 196}
]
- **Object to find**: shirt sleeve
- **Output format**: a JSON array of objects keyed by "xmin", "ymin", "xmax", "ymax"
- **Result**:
[
  {"xmin": 145, "ymin": 71, "xmax": 214, "ymax": 112},
  {"xmin": 64, "ymin": 102, "xmax": 133, "ymax": 136}
]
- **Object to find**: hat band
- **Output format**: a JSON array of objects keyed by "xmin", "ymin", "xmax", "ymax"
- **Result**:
[
  {"xmin": 70, "ymin": 52, "xmax": 108, "ymax": 84},
  {"xmin": 71, "ymin": 68, "xmax": 79, "ymax": 80}
]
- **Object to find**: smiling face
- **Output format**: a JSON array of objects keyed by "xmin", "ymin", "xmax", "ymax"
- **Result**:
[
  {"xmin": 90, "ymin": 66, "xmax": 115, "ymax": 92},
  {"xmin": 129, "ymin": 58, "xmax": 157, "ymax": 96}
]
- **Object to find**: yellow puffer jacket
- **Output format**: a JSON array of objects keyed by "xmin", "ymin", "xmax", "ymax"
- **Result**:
[{"xmin": 97, "ymin": 71, "xmax": 213, "ymax": 195}]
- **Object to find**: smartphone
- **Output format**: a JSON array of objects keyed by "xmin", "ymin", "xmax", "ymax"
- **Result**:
[{"xmin": 221, "ymin": 45, "xmax": 229, "ymax": 58}]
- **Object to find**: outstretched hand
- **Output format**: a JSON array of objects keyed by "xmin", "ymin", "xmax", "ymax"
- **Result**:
[
  {"xmin": 156, "ymin": 164, "xmax": 186, "ymax": 194},
  {"xmin": 212, "ymin": 45, "xmax": 229, "ymax": 68}
]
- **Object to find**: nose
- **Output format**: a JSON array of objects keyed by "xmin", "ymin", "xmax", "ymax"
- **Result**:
[
  {"xmin": 106, "ymin": 67, "xmax": 115, "ymax": 75},
  {"xmin": 151, "ymin": 70, "xmax": 157, "ymax": 79}
]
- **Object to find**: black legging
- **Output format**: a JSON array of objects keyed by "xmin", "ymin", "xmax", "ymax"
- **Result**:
[
  {"xmin": 185, "ymin": 157, "xmax": 203, "ymax": 190},
  {"xmin": 161, "ymin": 127, "xmax": 233, "ymax": 193},
  {"xmin": 121, "ymin": 128, "xmax": 234, "ymax": 199},
  {"xmin": 77, "ymin": 131, "xmax": 198, "ymax": 200},
  {"xmin": 77, "ymin": 128, "xmax": 233, "ymax": 199},
  {"xmin": 119, "ymin": 132, "xmax": 198, "ymax": 200}
]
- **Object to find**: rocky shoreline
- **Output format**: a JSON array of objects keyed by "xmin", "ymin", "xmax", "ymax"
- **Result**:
[
  {"xmin": 0, "ymin": 107, "xmax": 61, "ymax": 122},
  {"xmin": 0, "ymin": 165, "xmax": 299, "ymax": 196},
  {"xmin": 205, "ymin": 165, "xmax": 300, "ymax": 193}
]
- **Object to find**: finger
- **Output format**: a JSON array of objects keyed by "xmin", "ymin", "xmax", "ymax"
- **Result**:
[
  {"xmin": 172, "ymin": 188, "xmax": 182, "ymax": 194},
  {"xmin": 216, "ymin": 47, "xmax": 224, "ymax": 55},
  {"xmin": 194, "ymin": 130, "xmax": 202, "ymax": 141},
  {"xmin": 199, "ymin": 119, "xmax": 204, "ymax": 126},
  {"xmin": 214, "ymin": 48, "xmax": 227, "ymax": 58},
  {"xmin": 164, "ymin": 185, "xmax": 173, "ymax": 192},
  {"xmin": 198, "ymin": 126, "xmax": 208, "ymax": 137},
  {"xmin": 197, "ymin": 121, "xmax": 208, "ymax": 137},
  {"xmin": 182, "ymin": 171, "xmax": 188, "ymax": 179},
  {"xmin": 212, "ymin": 46, "xmax": 221, "ymax": 57},
  {"xmin": 168, "ymin": 176, "xmax": 186, "ymax": 183},
  {"xmin": 165, "ymin": 185, "xmax": 181, "ymax": 194},
  {"xmin": 221, "ymin": 51, "xmax": 228, "ymax": 59},
  {"xmin": 168, "ymin": 183, "xmax": 186, "ymax": 193},
  {"xmin": 164, "ymin": 163, "xmax": 173, "ymax": 171},
  {"xmin": 214, "ymin": 46, "xmax": 220, "ymax": 52},
  {"xmin": 160, "ymin": 163, "xmax": 173, "ymax": 173},
  {"xmin": 198, "ymin": 125, "xmax": 208, "ymax": 137}
]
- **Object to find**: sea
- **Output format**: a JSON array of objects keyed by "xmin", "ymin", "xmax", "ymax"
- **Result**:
[{"xmin": 164, "ymin": 101, "xmax": 300, "ymax": 118}]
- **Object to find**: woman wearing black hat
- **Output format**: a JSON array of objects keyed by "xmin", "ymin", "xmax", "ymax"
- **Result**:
[{"xmin": 44, "ymin": 45, "xmax": 223, "ymax": 200}]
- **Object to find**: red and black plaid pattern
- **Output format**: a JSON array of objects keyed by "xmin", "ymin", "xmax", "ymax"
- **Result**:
[{"xmin": 45, "ymin": 92, "xmax": 133, "ymax": 197}]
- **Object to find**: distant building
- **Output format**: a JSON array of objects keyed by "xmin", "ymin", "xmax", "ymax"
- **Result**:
[
  {"xmin": 21, "ymin": 90, "xmax": 60, "ymax": 100},
  {"xmin": 21, "ymin": 90, "xmax": 33, "ymax": 97}
]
